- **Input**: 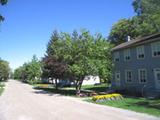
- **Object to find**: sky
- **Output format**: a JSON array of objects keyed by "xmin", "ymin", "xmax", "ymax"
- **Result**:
[{"xmin": 0, "ymin": 0, "xmax": 135, "ymax": 70}]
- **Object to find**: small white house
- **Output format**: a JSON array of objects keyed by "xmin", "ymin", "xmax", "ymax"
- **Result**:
[
  {"xmin": 82, "ymin": 76, "xmax": 100, "ymax": 85},
  {"xmin": 48, "ymin": 75, "xmax": 100, "ymax": 86}
]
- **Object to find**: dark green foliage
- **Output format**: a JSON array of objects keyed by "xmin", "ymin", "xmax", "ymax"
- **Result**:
[
  {"xmin": 14, "ymin": 55, "xmax": 42, "ymax": 84},
  {"xmin": 133, "ymin": 0, "xmax": 160, "ymax": 15},
  {"xmin": 109, "ymin": 0, "xmax": 160, "ymax": 45},
  {"xmin": 0, "ymin": 0, "xmax": 7, "ymax": 5},
  {"xmin": 0, "ymin": 58, "xmax": 10, "ymax": 81},
  {"xmin": 46, "ymin": 30, "xmax": 59, "ymax": 56}
]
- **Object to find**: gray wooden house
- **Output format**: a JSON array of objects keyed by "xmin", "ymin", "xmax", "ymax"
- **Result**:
[{"xmin": 111, "ymin": 33, "xmax": 160, "ymax": 97}]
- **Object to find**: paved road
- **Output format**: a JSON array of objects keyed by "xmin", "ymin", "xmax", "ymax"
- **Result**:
[{"xmin": 0, "ymin": 80, "xmax": 159, "ymax": 120}]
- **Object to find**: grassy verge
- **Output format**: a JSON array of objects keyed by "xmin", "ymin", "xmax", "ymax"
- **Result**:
[
  {"xmin": 33, "ymin": 83, "xmax": 160, "ymax": 116},
  {"xmin": 86, "ymin": 97, "xmax": 160, "ymax": 117},
  {"xmin": 33, "ymin": 83, "xmax": 108, "ymax": 96},
  {"xmin": 81, "ymin": 83, "xmax": 109, "ymax": 92},
  {"xmin": 33, "ymin": 84, "xmax": 76, "ymax": 96},
  {"xmin": 0, "ymin": 82, "xmax": 5, "ymax": 96}
]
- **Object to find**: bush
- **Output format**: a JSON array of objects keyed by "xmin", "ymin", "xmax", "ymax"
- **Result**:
[{"xmin": 92, "ymin": 93, "xmax": 123, "ymax": 102}]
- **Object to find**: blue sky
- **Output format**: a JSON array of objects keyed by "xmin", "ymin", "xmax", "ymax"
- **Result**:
[{"xmin": 0, "ymin": 0, "xmax": 135, "ymax": 70}]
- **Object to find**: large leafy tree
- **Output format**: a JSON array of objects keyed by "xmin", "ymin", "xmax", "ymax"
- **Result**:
[
  {"xmin": 42, "ymin": 55, "xmax": 68, "ymax": 90},
  {"xmin": 109, "ymin": 0, "xmax": 160, "ymax": 45},
  {"xmin": 42, "ymin": 30, "xmax": 69, "ymax": 90},
  {"xmin": 133, "ymin": 0, "xmax": 160, "ymax": 15},
  {"xmin": 43, "ymin": 30, "xmax": 113, "ymax": 93},
  {"xmin": 109, "ymin": 19, "xmax": 138, "ymax": 45}
]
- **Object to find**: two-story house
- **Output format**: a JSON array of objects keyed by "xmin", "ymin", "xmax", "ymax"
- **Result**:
[{"xmin": 111, "ymin": 33, "xmax": 160, "ymax": 97}]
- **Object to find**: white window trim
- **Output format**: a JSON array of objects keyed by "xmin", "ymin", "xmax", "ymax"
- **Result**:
[
  {"xmin": 124, "ymin": 49, "xmax": 131, "ymax": 61},
  {"xmin": 115, "ymin": 72, "xmax": 120, "ymax": 82},
  {"xmin": 138, "ymin": 69, "xmax": 147, "ymax": 84},
  {"xmin": 125, "ymin": 70, "xmax": 133, "ymax": 83},
  {"xmin": 154, "ymin": 68, "xmax": 160, "ymax": 72},
  {"xmin": 151, "ymin": 42, "xmax": 160, "ymax": 57},
  {"xmin": 136, "ymin": 45, "xmax": 145, "ymax": 60}
]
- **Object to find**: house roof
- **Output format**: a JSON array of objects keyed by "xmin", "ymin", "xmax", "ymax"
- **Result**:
[{"xmin": 112, "ymin": 32, "xmax": 160, "ymax": 52}]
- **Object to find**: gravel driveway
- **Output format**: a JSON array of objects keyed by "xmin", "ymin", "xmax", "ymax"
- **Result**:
[{"xmin": 0, "ymin": 80, "xmax": 159, "ymax": 120}]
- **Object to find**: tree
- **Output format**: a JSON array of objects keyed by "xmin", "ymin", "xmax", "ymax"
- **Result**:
[
  {"xmin": 43, "ymin": 30, "xmax": 69, "ymax": 89},
  {"xmin": 66, "ymin": 31, "xmax": 113, "ymax": 93},
  {"xmin": 14, "ymin": 55, "xmax": 42, "ymax": 84},
  {"xmin": 0, "ymin": 0, "xmax": 7, "ymax": 22},
  {"xmin": 109, "ymin": 0, "xmax": 160, "ymax": 45},
  {"xmin": 46, "ymin": 30, "xmax": 59, "ymax": 56},
  {"xmin": 42, "ymin": 55, "xmax": 68, "ymax": 90},
  {"xmin": 43, "ymin": 29, "xmax": 113, "ymax": 93},
  {"xmin": 0, "ymin": 58, "xmax": 10, "ymax": 81},
  {"xmin": 109, "ymin": 19, "xmax": 138, "ymax": 45},
  {"xmin": 133, "ymin": 0, "xmax": 160, "ymax": 15}
]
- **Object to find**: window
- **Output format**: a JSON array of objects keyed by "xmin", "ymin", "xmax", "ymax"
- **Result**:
[
  {"xmin": 125, "ymin": 70, "xmax": 132, "ymax": 83},
  {"xmin": 138, "ymin": 69, "xmax": 147, "ymax": 83},
  {"xmin": 113, "ymin": 52, "xmax": 120, "ymax": 62},
  {"xmin": 115, "ymin": 72, "xmax": 120, "ymax": 81},
  {"xmin": 137, "ymin": 46, "xmax": 145, "ymax": 59},
  {"xmin": 151, "ymin": 41, "xmax": 160, "ymax": 57},
  {"xmin": 124, "ymin": 49, "xmax": 131, "ymax": 61}
]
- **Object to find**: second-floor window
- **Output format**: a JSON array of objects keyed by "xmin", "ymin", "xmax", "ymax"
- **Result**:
[
  {"xmin": 125, "ymin": 70, "xmax": 132, "ymax": 83},
  {"xmin": 137, "ymin": 46, "xmax": 145, "ymax": 59},
  {"xmin": 151, "ymin": 41, "xmax": 160, "ymax": 57},
  {"xmin": 114, "ymin": 52, "xmax": 120, "ymax": 62},
  {"xmin": 124, "ymin": 49, "xmax": 131, "ymax": 61}
]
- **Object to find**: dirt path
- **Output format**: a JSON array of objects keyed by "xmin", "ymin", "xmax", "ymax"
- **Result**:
[{"xmin": 0, "ymin": 80, "xmax": 159, "ymax": 120}]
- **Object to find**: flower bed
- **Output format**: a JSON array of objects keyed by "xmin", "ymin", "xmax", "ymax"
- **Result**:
[
  {"xmin": 34, "ymin": 84, "xmax": 51, "ymax": 88},
  {"xmin": 77, "ymin": 92, "xmax": 98, "ymax": 97},
  {"xmin": 92, "ymin": 93, "xmax": 123, "ymax": 102}
]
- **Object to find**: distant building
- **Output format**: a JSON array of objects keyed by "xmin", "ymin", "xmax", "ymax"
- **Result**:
[
  {"xmin": 82, "ymin": 76, "xmax": 100, "ymax": 85},
  {"xmin": 48, "ymin": 76, "xmax": 100, "ymax": 86}
]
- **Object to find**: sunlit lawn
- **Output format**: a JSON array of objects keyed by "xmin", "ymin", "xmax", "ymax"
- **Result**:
[
  {"xmin": 86, "ymin": 97, "xmax": 160, "ymax": 117},
  {"xmin": 33, "ymin": 83, "xmax": 160, "ymax": 117},
  {"xmin": 33, "ymin": 83, "xmax": 108, "ymax": 96}
]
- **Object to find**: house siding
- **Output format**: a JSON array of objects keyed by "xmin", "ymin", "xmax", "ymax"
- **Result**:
[{"xmin": 112, "ymin": 40, "xmax": 160, "ymax": 94}]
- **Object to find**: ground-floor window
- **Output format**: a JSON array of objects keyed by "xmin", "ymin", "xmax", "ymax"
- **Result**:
[
  {"xmin": 125, "ymin": 70, "xmax": 132, "ymax": 83},
  {"xmin": 138, "ymin": 69, "xmax": 147, "ymax": 83},
  {"xmin": 115, "ymin": 72, "xmax": 120, "ymax": 82},
  {"xmin": 154, "ymin": 68, "xmax": 160, "ymax": 88}
]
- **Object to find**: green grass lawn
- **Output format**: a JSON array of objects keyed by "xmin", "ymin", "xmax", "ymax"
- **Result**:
[
  {"xmin": 33, "ymin": 83, "xmax": 160, "ymax": 117},
  {"xmin": 81, "ymin": 83, "xmax": 109, "ymax": 92},
  {"xmin": 87, "ymin": 97, "xmax": 160, "ymax": 117},
  {"xmin": 0, "ymin": 82, "xmax": 5, "ymax": 96},
  {"xmin": 33, "ymin": 83, "xmax": 108, "ymax": 96}
]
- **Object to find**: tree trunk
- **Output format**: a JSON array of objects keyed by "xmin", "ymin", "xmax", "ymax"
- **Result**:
[
  {"xmin": 55, "ymin": 78, "xmax": 58, "ymax": 90},
  {"xmin": 75, "ymin": 77, "xmax": 84, "ymax": 94}
]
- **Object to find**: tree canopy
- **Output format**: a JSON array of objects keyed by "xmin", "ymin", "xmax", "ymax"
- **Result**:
[
  {"xmin": 109, "ymin": 0, "xmax": 160, "ymax": 45},
  {"xmin": 0, "ymin": 58, "xmax": 10, "ymax": 81},
  {"xmin": 14, "ymin": 55, "xmax": 42, "ymax": 84},
  {"xmin": 42, "ymin": 30, "xmax": 113, "ymax": 92}
]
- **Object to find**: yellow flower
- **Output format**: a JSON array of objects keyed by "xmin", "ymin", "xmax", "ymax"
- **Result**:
[{"xmin": 92, "ymin": 93, "xmax": 123, "ymax": 101}]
